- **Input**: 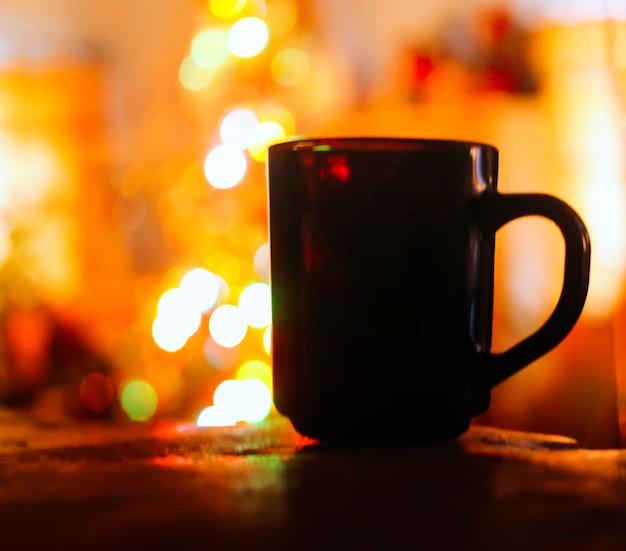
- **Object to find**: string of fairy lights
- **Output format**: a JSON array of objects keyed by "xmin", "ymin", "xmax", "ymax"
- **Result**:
[{"xmin": 117, "ymin": 0, "xmax": 342, "ymax": 426}]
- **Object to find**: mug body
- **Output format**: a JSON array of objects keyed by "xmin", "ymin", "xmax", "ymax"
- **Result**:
[{"xmin": 268, "ymin": 138, "xmax": 498, "ymax": 442}]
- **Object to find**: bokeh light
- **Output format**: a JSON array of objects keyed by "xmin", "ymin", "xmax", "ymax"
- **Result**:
[
  {"xmin": 152, "ymin": 313, "xmax": 190, "ymax": 352},
  {"xmin": 212, "ymin": 378, "xmax": 272, "ymax": 423},
  {"xmin": 263, "ymin": 325, "xmax": 272, "ymax": 354},
  {"xmin": 179, "ymin": 55, "xmax": 215, "ymax": 90},
  {"xmin": 228, "ymin": 17, "xmax": 269, "ymax": 59},
  {"xmin": 260, "ymin": 105, "xmax": 295, "ymax": 137},
  {"xmin": 236, "ymin": 359, "xmax": 272, "ymax": 390},
  {"xmin": 157, "ymin": 287, "xmax": 202, "ymax": 336},
  {"xmin": 152, "ymin": 272, "xmax": 220, "ymax": 353},
  {"xmin": 215, "ymin": 274, "xmax": 231, "ymax": 303},
  {"xmin": 238, "ymin": 379, "xmax": 273, "ymax": 422},
  {"xmin": 209, "ymin": 0, "xmax": 247, "ymax": 20},
  {"xmin": 208, "ymin": 250, "xmax": 241, "ymax": 286},
  {"xmin": 79, "ymin": 372, "xmax": 115, "ymax": 413},
  {"xmin": 191, "ymin": 29, "xmax": 230, "ymax": 68},
  {"xmin": 238, "ymin": 282, "xmax": 272, "ymax": 328},
  {"xmin": 0, "ymin": 221, "xmax": 11, "ymax": 267},
  {"xmin": 197, "ymin": 405, "xmax": 237, "ymax": 427},
  {"xmin": 248, "ymin": 121, "xmax": 285, "ymax": 162},
  {"xmin": 157, "ymin": 287, "xmax": 190, "ymax": 316},
  {"xmin": 209, "ymin": 304, "xmax": 248, "ymax": 347},
  {"xmin": 121, "ymin": 380, "xmax": 158, "ymax": 421},
  {"xmin": 212, "ymin": 379, "xmax": 243, "ymax": 418},
  {"xmin": 204, "ymin": 145, "xmax": 247, "ymax": 189},
  {"xmin": 220, "ymin": 108, "xmax": 259, "ymax": 149},
  {"xmin": 253, "ymin": 242, "xmax": 269, "ymax": 281},
  {"xmin": 271, "ymin": 48, "xmax": 310, "ymax": 86},
  {"xmin": 180, "ymin": 267, "xmax": 220, "ymax": 312}
]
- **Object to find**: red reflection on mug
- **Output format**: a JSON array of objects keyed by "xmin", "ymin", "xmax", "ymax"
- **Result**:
[
  {"xmin": 303, "ymin": 228, "xmax": 325, "ymax": 273},
  {"xmin": 321, "ymin": 155, "xmax": 351, "ymax": 183}
]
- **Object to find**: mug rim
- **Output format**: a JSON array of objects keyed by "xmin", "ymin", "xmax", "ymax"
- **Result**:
[{"xmin": 268, "ymin": 136, "xmax": 497, "ymax": 153}]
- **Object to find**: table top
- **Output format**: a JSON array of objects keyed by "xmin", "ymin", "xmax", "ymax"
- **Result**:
[{"xmin": 1, "ymin": 408, "xmax": 625, "ymax": 550}]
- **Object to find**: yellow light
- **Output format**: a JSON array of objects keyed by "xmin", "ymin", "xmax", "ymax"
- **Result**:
[
  {"xmin": 265, "ymin": 0, "xmax": 297, "ymax": 35},
  {"xmin": 180, "ymin": 267, "xmax": 220, "ymax": 312},
  {"xmin": 248, "ymin": 121, "xmax": 285, "ymax": 162},
  {"xmin": 238, "ymin": 282, "xmax": 272, "ymax": 328},
  {"xmin": 209, "ymin": 0, "xmax": 247, "ymax": 19},
  {"xmin": 263, "ymin": 325, "xmax": 271, "ymax": 354},
  {"xmin": 209, "ymin": 304, "xmax": 248, "ymax": 347},
  {"xmin": 220, "ymin": 108, "xmax": 259, "ymax": 149},
  {"xmin": 271, "ymin": 48, "xmax": 310, "ymax": 86},
  {"xmin": 574, "ymin": 105, "xmax": 626, "ymax": 318},
  {"xmin": 261, "ymin": 106, "xmax": 295, "ymax": 136},
  {"xmin": 228, "ymin": 17, "xmax": 269, "ymax": 59},
  {"xmin": 236, "ymin": 360, "xmax": 272, "ymax": 390},
  {"xmin": 197, "ymin": 405, "xmax": 237, "ymax": 427},
  {"xmin": 0, "ymin": 136, "xmax": 74, "ymax": 294},
  {"xmin": 121, "ymin": 380, "xmax": 158, "ymax": 421},
  {"xmin": 179, "ymin": 55, "xmax": 215, "ymax": 90},
  {"xmin": 191, "ymin": 29, "xmax": 230, "ymax": 68},
  {"xmin": 208, "ymin": 251, "xmax": 240, "ymax": 288},
  {"xmin": 253, "ymin": 242, "xmax": 269, "ymax": 281},
  {"xmin": 0, "ymin": 221, "xmax": 12, "ymax": 267},
  {"xmin": 0, "ymin": 138, "xmax": 60, "ymax": 205},
  {"xmin": 204, "ymin": 145, "xmax": 247, "ymax": 189}
]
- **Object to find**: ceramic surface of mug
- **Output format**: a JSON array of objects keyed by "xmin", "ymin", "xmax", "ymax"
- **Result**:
[{"xmin": 267, "ymin": 137, "xmax": 590, "ymax": 443}]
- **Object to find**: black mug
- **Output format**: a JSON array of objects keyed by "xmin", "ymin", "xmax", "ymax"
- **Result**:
[{"xmin": 267, "ymin": 137, "xmax": 591, "ymax": 443}]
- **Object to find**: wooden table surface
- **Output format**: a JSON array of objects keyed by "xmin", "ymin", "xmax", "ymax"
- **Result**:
[{"xmin": 1, "ymin": 408, "xmax": 626, "ymax": 550}]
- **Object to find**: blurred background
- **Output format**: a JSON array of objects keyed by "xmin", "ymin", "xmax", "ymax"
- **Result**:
[{"xmin": 0, "ymin": 0, "xmax": 625, "ymax": 447}]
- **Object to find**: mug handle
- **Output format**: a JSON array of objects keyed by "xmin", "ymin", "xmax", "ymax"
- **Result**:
[{"xmin": 475, "ymin": 191, "xmax": 591, "ymax": 387}]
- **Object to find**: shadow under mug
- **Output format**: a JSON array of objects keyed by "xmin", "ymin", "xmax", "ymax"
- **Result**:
[{"xmin": 267, "ymin": 137, "xmax": 591, "ymax": 444}]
